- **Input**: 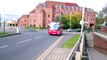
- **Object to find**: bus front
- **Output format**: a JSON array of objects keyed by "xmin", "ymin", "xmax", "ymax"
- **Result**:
[{"xmin": 48, "ymin": 22, "xmax": 62, "ymax": 35}]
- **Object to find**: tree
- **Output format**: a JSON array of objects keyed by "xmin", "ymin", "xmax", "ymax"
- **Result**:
[
  {"xmin": 55, "ymin": 15, "xmax": 69, "ymax": 29},
  {"xmin": 70, "ymin": 16, "xmax": 81, "ymax": 29},
  {"xmin": 102, "ymin": 4, "xmax": 107, "ymax": 22},
  {"xmin": 55, "ymin": 16, "xmax": 60, "ymax": 21},
  {"xmin": 96, "ymin": 11, "xmax": 105, "ymax": 29},
  {"xmin": 95, "ymin": 4, "xmax": 107, "ymax": 29},
  {"xmin": 73, "ymin": 12, "xmax": 82, "ymax": 21},
  {"xmin": 55, "ymin": 12, "xmax": 82, "ymax": 29}
]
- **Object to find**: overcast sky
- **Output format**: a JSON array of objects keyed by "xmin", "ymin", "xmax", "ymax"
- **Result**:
[{"xmin": 0, "ymin": 0, "xmax": 107, "ymax": 16}]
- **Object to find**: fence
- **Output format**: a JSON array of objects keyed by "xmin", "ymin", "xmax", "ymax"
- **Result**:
[{"xmin": 66, "ymin": 33, "xmax": 88, "ymax": 60}]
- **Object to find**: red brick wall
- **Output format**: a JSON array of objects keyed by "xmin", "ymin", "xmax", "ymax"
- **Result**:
[
  {"xmin": 100, "ymin": 26, "xmax": 107, "ymax": 33},
  {"xmin": 18, "ymin": 1, "xmax": 96, "ymax": 28},
  {"xmin": 18, "ymin": 15, "xmax": 29, "ymax": 27},
  {"xmin": 93, "ymin": 33, "xmax": 107, "ymax": 55}
]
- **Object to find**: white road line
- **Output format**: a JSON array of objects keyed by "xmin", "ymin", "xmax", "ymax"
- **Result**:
[
  {"xmin": 35, "ymin": 36, "xmax": 42, "ymax": 39},
  {"xmin": 17, "ymin": 39, "xmax": 32, "ymax": 44},
  {"xmin": 0, "ymin": 45, "xmax": 8, "ymax": 49}
]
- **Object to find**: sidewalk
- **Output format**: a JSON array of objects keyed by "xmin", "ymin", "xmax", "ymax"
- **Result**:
[
  {"xmin": 86, "ymin": 32, "xmax": 107, "ymax": 60},
  {"xmin": 43, "ymin": 48, "xmax": 71, "ymax": 60},
  {"xmin": 37, "ymin": 33, "xmax": 76, "ymax": 60},
  {"xmin": 88, "ymin": 48, "xmax": 107, "ymax": 60}
]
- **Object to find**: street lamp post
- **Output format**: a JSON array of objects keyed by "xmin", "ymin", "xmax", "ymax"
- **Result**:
[
  {"xmin": 3, "ymin": 21, "xmax": 5, "ymax": 33},
  {"xmin": 59, "ymin": 5, "xmax": 62, "ymax": 23},
  {"xmin": 70, "ymin": 11, "xmax": 71, "ymax": 29},
  {"xmin": 80, "ymin": 6, "xmax": 85, "ymax": 35}
]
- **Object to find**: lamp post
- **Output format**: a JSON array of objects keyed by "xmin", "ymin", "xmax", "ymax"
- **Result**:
[
  {"xmin": 80, "ymin": 5, "xmax": 85, "ymax": 35},
  {"xmin": 3, "ymin": 21, "xmax": 5, "ymax": 33},
  {"xmin": 3, "ymin": 19, "xmax": 8, "ymax": 33},
  {"xmin": 70, "ymin": 11, "xmax": 72, "ymax": 29},
  {"xmin": 59, "ymin": 5, "xmax": 62, "ymax": 23}
]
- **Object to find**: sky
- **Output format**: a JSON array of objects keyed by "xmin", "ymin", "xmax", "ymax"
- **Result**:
[{"xmin": 0, "ymin": 0, "xmax": 107, "ymax": 20}]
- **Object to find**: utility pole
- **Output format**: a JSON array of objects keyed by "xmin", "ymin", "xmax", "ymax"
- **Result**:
[
  {"xmin": 70, "ymin": 11, "xmax": 71, "ymax": 29},
  {"xmin": 3, "ymin": 21, "xmax": 5, "ymax": 33},
  {"xmin": 80, "ymin": 5, "xmax": 85, "ymax": 35},
  {"xmin": 59, "ymin": 5, "xmax": 62, "ymax": 23}
]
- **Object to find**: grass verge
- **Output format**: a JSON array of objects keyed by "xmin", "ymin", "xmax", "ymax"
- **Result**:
[
  {"xmin": 0, "ymin": 32, "xmax": 10, "ymax": 36},
  {"xmin": 62, "ymin": 34, "xmax": 80, "ymax": 48}
]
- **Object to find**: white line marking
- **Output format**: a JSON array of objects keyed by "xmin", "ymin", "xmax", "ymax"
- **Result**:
[
  {"xmin": 0, "ymin": 45, "xmax": 8, "ymax": 49},
  {"xmin": 17, "ymin": 39, "xmax": 32, "ymax": 44},
  {"xmin": 35, "ymin": 36, "xmax": 42, "ymax": 39}
]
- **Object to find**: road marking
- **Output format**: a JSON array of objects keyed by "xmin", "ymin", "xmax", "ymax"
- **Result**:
[
  {"xmin": 0, "ymin": 45, "xmax": 8, "ymax": 49},
  {"xmin": 17, "ymin": 39, "xmax": 32, "ymax": 44},
  {"xmin": 35, "ymin": 36, "xmax": 42, "ymax": 39},
  {"xmin": 37, "ymin": 36, "xmax": 63, "ymax": 60}
]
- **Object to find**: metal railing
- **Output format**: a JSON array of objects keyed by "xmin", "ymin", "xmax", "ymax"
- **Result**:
[{"xmin": 66, "ymin": 33, "xmax": 85, "ymax": 60}]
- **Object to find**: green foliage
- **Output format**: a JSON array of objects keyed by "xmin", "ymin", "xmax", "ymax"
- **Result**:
[
  {"xmin": 62, "ymin": 34, "xmax": 80, "ymax": 48},
  {"xmin": 71, "ymin": 16, "xmax": 81, "ymax": 29},
  {"xmin": 0, "ymin": 32, "xmax": 10, "ymax": 36},
  {"xmin": 61, "ymin": 16, "xmax": 70, "ymax": 29},
  {"xmin": 55, "ymin": 12, "xmax": 82, "ymax": 29},
  {"xmin": 55, "ymin": 16, "xmax": 60, "ymax": 21},
  {"xmin": 96, "ymin": 11, "xmax": 105, "ymax": 29},
  {"xmin": 25, "ymin": 26, "xmax": 36, "ymax": 29}
]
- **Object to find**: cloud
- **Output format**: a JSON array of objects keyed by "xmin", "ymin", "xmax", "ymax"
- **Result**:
[{"xmin": 1, "ymin": 14, "xmax": 19, "ymax": 22}]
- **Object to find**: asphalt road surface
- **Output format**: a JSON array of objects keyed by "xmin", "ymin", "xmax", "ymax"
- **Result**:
[{"xmin": 0, "ymin": 30, "xmax": 78, "ymax": 60}]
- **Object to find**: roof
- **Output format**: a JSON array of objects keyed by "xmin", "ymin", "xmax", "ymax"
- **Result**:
[
  {"xmin": 20, "ymin": 15, "xmax": 29, "ymax": 18},
  {"xmin": 45, "ymin": 1, "xmax": 79, "ymax": 7},
  {"xmin": 29, "ymin": 9, "xmax": 36, "ymax": 13}
]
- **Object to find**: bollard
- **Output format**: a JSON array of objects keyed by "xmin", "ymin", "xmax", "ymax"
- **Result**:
[{"xmin": 17, "ymin": 28, "xmax": 20, "ymax": 33}]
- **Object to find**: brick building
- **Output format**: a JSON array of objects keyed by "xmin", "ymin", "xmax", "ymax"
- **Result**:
[{"xmin": 18, "ymin": 1, "xmax": 96, "ymax": 29}]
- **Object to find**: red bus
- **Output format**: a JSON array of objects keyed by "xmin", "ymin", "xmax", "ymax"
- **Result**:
[{"xmin": 48, "ymin": 22, "xmax": 62, "ymax": 35}]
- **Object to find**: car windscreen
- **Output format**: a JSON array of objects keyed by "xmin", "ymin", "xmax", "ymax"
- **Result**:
[{"xmin": 49, "ymin": 24, "xmax": 60, "ymax": 30}]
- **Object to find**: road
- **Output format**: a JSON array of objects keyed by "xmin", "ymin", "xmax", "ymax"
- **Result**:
[{"xmin": 0, "ymin": 30, "xmax": 78, "ymax": 60}]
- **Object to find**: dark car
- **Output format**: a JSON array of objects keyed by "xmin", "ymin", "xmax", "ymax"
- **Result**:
[
  {"xmin": 66, "ymin": 29, "xmax": 74, "ymax": 32},
  {"xmin": 75, "ymin": 29, "xmax": 81, "ymax": 32}
]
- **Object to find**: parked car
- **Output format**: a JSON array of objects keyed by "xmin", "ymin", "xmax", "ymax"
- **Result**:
[
  {"xmin": 66, "ymin": 29, "xmax": 74, "ymax": 32},
  {"xmin": 75, "ymin": 29, "xmax": 81, "ymax": 32}
]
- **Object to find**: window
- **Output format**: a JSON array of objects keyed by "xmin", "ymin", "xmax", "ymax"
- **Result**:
[
  {"xmin": 72, "ymin": 6, "xmax": 74, "ymax": 11},
  {"xmin": 59, "ymin": 5, "xmax": 62, "ymax": 8},
  {"xmin": 55, "ymin": 5, "xmax": 58, "ymax": 9},
  {"xmin": 43, "ymin": 4, "xmax": 46, "ymax": 7},
  {"xmin": 39, "ymin": 3, "xmax": 42, "ymax": 8},
  {"xmin": 48, "ymin": 15, "xmax": 50, "ymax": 17},
  {"xmin": 34, "ymin": 20, "xmax": 36, "ymax": 22},
  {"xmin": 25, "ymin": 19, "xmax": 26, "ymax": 22},
  {"xmin": 76, "ymin": 7, "xmax": 78, "ymax": 11},
  {"xmin": 30, "ymin": 25, "xmax": 32, "ymax": 27},
  {"xmin": 34, "ymin": 25, "xmax": 36, "ymax": 27},
  {"xmin": 63, "ymin": 6, "xmax": 67, "ymax": 10},
  {"xmin": 68, "ymin": 6, "xmax": 71, "ymax": 10}
]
